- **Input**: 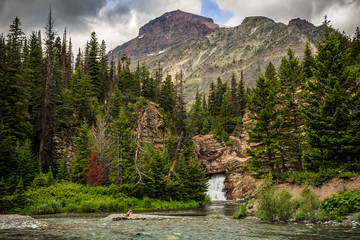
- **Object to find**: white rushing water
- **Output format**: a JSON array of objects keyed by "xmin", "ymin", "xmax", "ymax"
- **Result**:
[{"xmin": 206, "ymin": 173, "xmax": 227, "ymax": 201}]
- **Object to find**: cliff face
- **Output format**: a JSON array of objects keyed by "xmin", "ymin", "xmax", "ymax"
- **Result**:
[
  {"xmin": 134, "ymin": 102, "xmax": 168, "ymax": 149},
  {"xmin": 112, "ymin": 10, "xmax": 218, "ymax": 58},
  {"xmin": 193, "ymin": 114, "xmax": 262, "ymax": 200}
]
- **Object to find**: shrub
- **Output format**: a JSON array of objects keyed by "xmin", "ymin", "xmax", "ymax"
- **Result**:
[
  {"xmin": 233, "ymin": 203, "xmax": 247, "ymax": 219},
  {"xmin": 321, "ymin": 191, "xmax": 360, "ymax": 217},
  {"xmin": 295, "ymin": 188, "xmax": 329, "ymax": 221},
  {"xmin": 30, "ymin": 200, "xmax": 63, "ymax": 214},
  {"xmin": 256, "ymin": 175, "xmax": 295, "ymax": 222}
]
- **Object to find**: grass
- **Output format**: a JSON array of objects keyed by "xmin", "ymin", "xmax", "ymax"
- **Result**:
[{"xmin": 10, "ymin": 181, "xmax": 199, "ymax": 215}]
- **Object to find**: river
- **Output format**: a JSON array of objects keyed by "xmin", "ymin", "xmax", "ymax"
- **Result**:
[{"xmin": 1, "ymin": 204, "xmax": 359, "ymax": 239}]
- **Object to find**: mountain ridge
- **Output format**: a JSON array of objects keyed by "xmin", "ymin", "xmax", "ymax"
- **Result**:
[{"xmin": 109, "ymin": 10, "xmax": 323, "ymax": 104}]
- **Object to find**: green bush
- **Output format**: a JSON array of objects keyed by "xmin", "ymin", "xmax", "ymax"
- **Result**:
[
  {"xmin": 29, "ymin": 200, "xmax": 62, "ymax": 214},
  {"xmin": 277, "ymin": 190, "xmax": 295, "ymax": 222},
  {"xmin": 256, "ymin": 175, "xmax": 295, "ymax": 222},
  {"xmin": 14, "ymin": 181, "xmax": 199, "ymax": 214},
  {"xmin": 287, "ymin": 169, "xmax": 358, "ymax": 186},
  {"xmin": 233, "ymin": 203, "xmax": 247, "ymax": 219},
  {"xmin": 321, "ymin": 191, "xmax": 360, "ymax": 217},
  {"xmin": 295, "ymin": 188, "xmax": 329, "ymax": 221}
]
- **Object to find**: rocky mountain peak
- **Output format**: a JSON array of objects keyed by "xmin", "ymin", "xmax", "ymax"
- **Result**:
[
  {"xmin": 240, "ymin": 16, "xmax": 276, "ymax": 26},
  {"xmin": 139, "ymin": 9, "xmax": 218, "ymax": 36},
  {"xmin": 112, "ymin": 9, "xmax": 218, "ymax": 58},
  {"xmin": 288, "ymin": 18, "xmax": 315, "ymax": 31}
]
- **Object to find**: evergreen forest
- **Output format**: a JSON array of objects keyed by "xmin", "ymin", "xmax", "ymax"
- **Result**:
[{"xmin": 0, "ymin": 11, "xmax": 360, "ymax": 214}]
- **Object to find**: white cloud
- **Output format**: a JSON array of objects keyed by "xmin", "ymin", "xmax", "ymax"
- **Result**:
[
  {"xmin": 214, "ymin": 0, "xmax": 360, "ymax": 36},
  {"xmin": 75, "ymin": 0, "xmax": 202, "ymax": 52},
  {"xmin": 0, "ymin": 0, "xmax": 202, "ymax": 54}
]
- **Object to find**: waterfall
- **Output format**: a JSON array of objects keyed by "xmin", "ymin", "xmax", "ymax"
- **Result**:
[{"xmin": 206, "ymin": 173, "xmax": 227, "ymax": 201}]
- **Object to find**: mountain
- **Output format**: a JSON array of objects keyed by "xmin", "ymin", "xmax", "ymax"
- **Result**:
[
  {"xmin": 111, "ymin": 10, "xmax": 218, "ymax": 58},
  {"xmin": 110, "ymin": 10, "xmax": 323, "ymax": 104}
]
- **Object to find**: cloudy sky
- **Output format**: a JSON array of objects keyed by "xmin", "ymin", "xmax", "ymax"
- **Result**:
[{"xmin": 0, "ymin": 0, "xmax": 359, "ymax": 53}]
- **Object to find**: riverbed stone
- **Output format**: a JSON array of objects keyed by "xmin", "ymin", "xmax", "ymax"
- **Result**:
[{"xmin": 0, "ymin": 214, "xmax": 47, "ymax": 229}]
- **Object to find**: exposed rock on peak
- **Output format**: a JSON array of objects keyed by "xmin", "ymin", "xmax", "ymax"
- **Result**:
[
  {"xmin": 241, "ymin": 16, "xmax": 276, "ymax": 26},
  {"xmin": 112, "ymin": 9, "xmax": 218, "ymax": 58},
  {"xmin": 288, "ymin": 18, "xmax": 315, "ymax": 31}
]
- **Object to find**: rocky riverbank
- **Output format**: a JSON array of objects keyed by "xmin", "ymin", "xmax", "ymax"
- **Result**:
[{"xmin": 0, "ymin": 215, "xmax": 47, "ymax": 229}]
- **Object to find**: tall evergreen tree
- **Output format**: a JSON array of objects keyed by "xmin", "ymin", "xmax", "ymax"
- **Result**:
[
  {"xmin": 109, "ymin": 108, "xmax": 135, "ymax": 187},
  {"xmin": 301, "ymin": 20, "xmax": 358, "ymax": 171},
  {"xmin": 87, "ymin": 32, "xmax": 102, "ymax": 100},
  {"xmin": 237, "ymin": 70, "xmax": 246, "ymax": 118},
  {"xmin": 38, "ymin": 8, "xmax": 57, "ymax": 172},
  {"xmin": 71, "ymin": 123, "xmax": 91, "ymax": 184},
  {"xmin": 302, "ymin": 42, "xmax": 315, "ymax": 79},
  {"xmin": 246, "ymin": 75, "xmax": 281, "ymax": 176},
  {"xmin": 159, "ymin": 75, "xmax": 176, "ymax": 113},
  {"xmin": 277, "ymin": 48, "xmax": 304, "ymax": 171}
]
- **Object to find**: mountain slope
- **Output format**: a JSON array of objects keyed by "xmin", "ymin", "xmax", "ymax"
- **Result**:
[
  {"xmin": 111, "ymin": 9, "xmax": 218, "ymax": 58},
  {"xmin": 110, "ymin": 11, "xmax": 323, "ymax": 104}
]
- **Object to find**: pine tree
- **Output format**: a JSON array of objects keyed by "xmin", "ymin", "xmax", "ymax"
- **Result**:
[
  {"xmin": 15, "ymin": 139, "xmax": 37, "ymax": 185},
  {"xmin": 301, "ymin": 20, "xmax": 358, "ymax": 171},
  {"xmin": 302, "ymin": 42, "xmax": 315, "ymax": 79},
  {"xmin": 237, "ymin": 70, "xmax": 246, "ymax": 117},
  {"xmin": 246, "ymin": 75, "xmax": 281, "ymax": 176},
  {"xmin": 99, "ymin": 40, "xmax": 109, "ymax": 101},
  {"xmin": 28, "ymin": 32, "xmax": 43, "ymax": 128},
  {"xmin": 265, "ymin": 62, "xmax": 277, "ymax": 88},
  {"xmin": 277, "ymin": 48, "xmax": 304, "ymax": 171},
  {"xmin": 141, "ymin": 65, "xmax": 156, "ymax": 101},
  {"xmin": 70, "ymin": 66, "xmax": 95, "ymax": 124},
  {"xmin": 38, "ymin": 8, "xmax": 57, "ymax": 172},
  {"xmin": 109, "ymin": 108, "xmax": 135, "ymax": 187},
  {"xmin": 71, "ymin": 123, "xmax": 91, "ymax": 184},
  {"xmin": 2, "ymin": 17, "xmax": 32, "ymax": 140},
  {"xmin": 351, "ymin": 27, "xmax": 360, "ymax": 61},
  {"xmin": 87, "ymin": 32, "xmax": 102, "ymax": 100},
  {"xmin": 159, "ymin": 75, "xmax": 176, "ymax": 113},
  {"xmin": 154, "ymin": 62, "xmax": 163, "ymax": 103}
]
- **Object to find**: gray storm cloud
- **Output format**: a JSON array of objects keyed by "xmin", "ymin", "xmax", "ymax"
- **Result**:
[
  {"xmin": 214, "ymin": 0, "xmax": 360, "ymax": 36},
  {"xmin": 0, "ymin": 0, "xmax": 358, "ymax": 53}
]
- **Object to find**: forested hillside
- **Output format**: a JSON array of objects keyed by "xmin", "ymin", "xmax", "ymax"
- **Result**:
[
  {"xmin": 0, "ymin": 9, "xmax": 359, "ymax": 214},
  {"xmin": 0, "ymin": 11, "xmax": 208, "ymax": 213}
]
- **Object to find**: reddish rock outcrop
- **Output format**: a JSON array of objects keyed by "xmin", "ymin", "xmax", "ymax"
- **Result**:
[{"xmin": 112, "ymin": 10, "xmax": 218, "ymax": 58}]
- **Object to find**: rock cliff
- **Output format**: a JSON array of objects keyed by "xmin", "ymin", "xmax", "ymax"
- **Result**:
[
  {"xmin": 134, "ymin": 102, "xmax": 168, "ymax": 149},
  {"xmin": 194, "ymin": 113, "xmax": 262, "ymax": 200}
]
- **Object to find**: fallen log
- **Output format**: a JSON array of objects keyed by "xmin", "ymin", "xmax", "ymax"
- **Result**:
[{"xmin": 112, "ymin": 216, "xmax": 146, "ymax": 221}]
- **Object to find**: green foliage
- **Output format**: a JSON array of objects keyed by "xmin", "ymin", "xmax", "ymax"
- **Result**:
[
  {"xmin": 5, "ymin": 181, "xmax": 199, "ymax": 214},
  {"xmin": 71, "ymin": 123, "xmax": 92, "ymax": 184},
  {"xmin": 233, "ymin": 203, "xmax": 247, "ymax": 219},
  {"xmin": 287, "ymin": 169, "xmax": 358, "ymax": 186},
  {"xmin": 321, "ymin": 191, "xmax": 360, "ymax": 217},
  {"xmin": 31, "ymin": 169, "xmax": 55, "ymax": 188},
  {"xmin": 256, "ymin": 175, "xmax": 295, "ymax": 222},
  {"xmin": 246, "ymin": 74, "xmax": 281, "ymax": 177},
  {"xmin": 295, "ymin": 188, "xmax": 328, "ymax": 221}
]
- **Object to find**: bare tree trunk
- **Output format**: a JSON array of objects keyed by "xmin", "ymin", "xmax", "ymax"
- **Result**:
[
  {"xmin": 167, "ymin": 132, "xmax": 183, "ymax": 180},
  {"xmin": 134, "ymin": 107, "xmax": 146, "ymax": 165}
]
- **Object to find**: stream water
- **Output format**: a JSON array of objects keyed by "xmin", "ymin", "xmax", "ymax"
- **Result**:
[{"xmin": 1, "ymin": 204, "xmax": 360, "ymax": 239}]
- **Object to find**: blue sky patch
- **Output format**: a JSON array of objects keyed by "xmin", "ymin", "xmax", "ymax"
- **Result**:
[{"xmin": 201, "ymin": 0, "xmax": 233, "ymax": 25}]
